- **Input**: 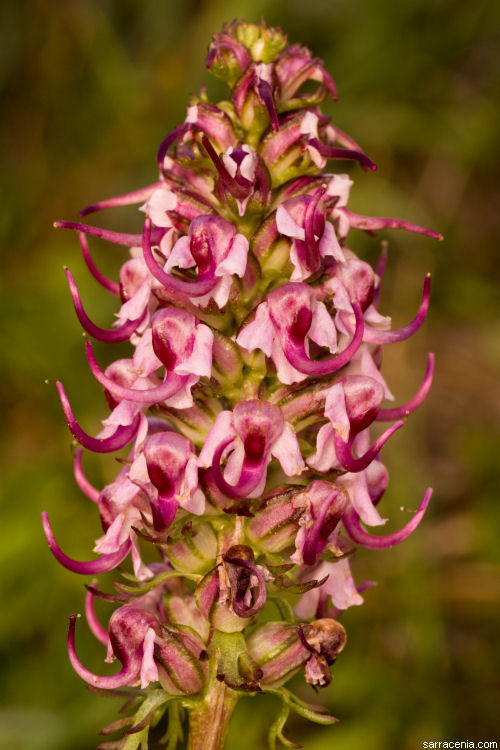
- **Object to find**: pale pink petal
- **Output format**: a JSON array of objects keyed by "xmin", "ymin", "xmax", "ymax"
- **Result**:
[
  {"xmin": 271, "ymin": 338, "xmax": 308, "ymax": 384},
  {"xmin": 307, "ymin": 423, "xmax": 337, "ymax": 472},
  {"xmin": 236, "ymin": 302, "xmax": 274, "ymax": 357},
  {"xmin": 364, "ymin": 304, "xmax": 391, "ymax": 330},
  {"xmin": 276, "ymin": 204, "xmax": 306, "ymax": 241},
  {"xmin": 239, "ymin": 148, "xmax": 257, "ymax": 181},
  {"xmin": 141, "ymin": 188, "xmax": 177, "ymax": 227},
  {"xmin": 140, "ymin": 628, "xmax": 159, "ymax": 688},
  {"xmin": 165, "ymin": 235, "xmax": 195, "ymax": 272},
  {"xmin": 318, "ymin": 221, "xmax": 344, "ymax": 263},
  {"xmin": 326, "ymin": 174, "xmax": 353, "ymax": 207},
  {"xmin": 198, "ymin": 411, "xmax": 235, "ymax": 467},
  {"xmin": 102, "ymin": 400, "xmax": 142, "ymax": 430},
  {"xmin": 294, "ymin": 585, "xmax": 321, "ymax": 619},
  {"xmin": 133, "ymin": 330, "xmax": 162, "ymax": 377},
  {"xmin": 93, "ymin": 514, "xmax": 125, "ymax": 554},
  {"xmin": 193, "ymin": 276, "xmax": 232, "ymax": 309},
  {"xmin": 163, "ymin": 375, "xmax": 197, "ymax": 409},
  {"xmin": 339, "ymin": 470, "xmax": 387, "ymax": 526},
  {"xmin": 323, "ymin": 558, "xmax": 364, "ymax": 610},
  {"xmin": 128, "ymin": 452, "xmax": 150, "ymax": 486},
  {"xmin": 131, "ymin": 537, "xmax": 154, "ymax": 581},
  {"xmin": 175, "ymin": 324, "xmax": 213, "ymax": 378},
  {"xmin": 216, "ymin": 232, "xmax": 249, "ymax": 278},
  {"xmin": 289, "ymin": 241, "xmax": 309, "ymax": 282},
  {"xmin": 116, "ymin": 279, "xmax": 151, "ymax": 326},
  {"xmin": 324, "ymin": 382, "xmax": 350, "ymax": 441},
  {"xmin": 133, "ymin": 413, "xmax": 149, "ymax": 453},
  {"xmin": 309, "ymin": 300, "xmax": 338, "ymax": 352},
  {"xmin": 222, "ymin": 440, "xmax": 245, "ymax": 485},
  {"xmin": 299, "ymin": 111, "xmax": 320, "ymax": 139},
  {"xmin": 271, "ymin": 423, "xmax": 305, "ymax": 476},
  {"xmin": 178, "ymin": 455, "xmax": 205, "ymax": 515},
  {"xmin": 351, "ymin": 346, "xmax": 394, "ymax": 401}
]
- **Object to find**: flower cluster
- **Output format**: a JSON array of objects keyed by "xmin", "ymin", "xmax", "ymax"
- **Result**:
[{"xmin": 46, "ymin": 20, "xmax": 439, "ymax": 750}]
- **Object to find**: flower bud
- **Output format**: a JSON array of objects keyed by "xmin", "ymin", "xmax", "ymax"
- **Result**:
[
  {"xmin": 247, "ymin": 622, "xmax": 310, "ymax": 687},
  {"xmin": 165, "ymin": 522, "xmax": 218, "ymax": 574},
  {"xmin": 246, "ymin": 486, "xmax": 305, "ymax": 554}
]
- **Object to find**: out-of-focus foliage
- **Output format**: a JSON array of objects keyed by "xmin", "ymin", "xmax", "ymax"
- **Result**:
[{"xmin": 0, "ymin": 1, "xmax": 499, "ymax": 748}]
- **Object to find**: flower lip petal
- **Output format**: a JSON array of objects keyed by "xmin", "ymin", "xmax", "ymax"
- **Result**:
[
  {"xmin": 55, "ymin": 220, "xmax": 166, "ymax": 247},
  {"xmin": 142, "ymin": 218, "xmax": 217, "ymax": 296},
  {"xmin": 309, "ymin": 139, "xmax": 377, "ymax": 171},
  {"xmin": 361, "ymin": 274, "xmax": 431, "ymax": 345},
  {"xmin": 277, "ymin": 297, "xmax": 365, "ymax": 377},
  {"xmin": 85, "ymin": 340, "xmax": 187, "ymax": 405},
  {"xmin": 343, "ymin": 488, "xmax": 433, "ymax": 548},
  {"xmin": 56, "ymin": 381, "xmax": 141, "ymax": 453},
  {"xmin": 77, "ymin": 233, "xmax": 119, "ymax": 295},
  {"xmin": 64, "ymin": 269, "xmax": 146, "ymax": 343},
  {"xmin": 73, "ymin": 448, "xmax": 100, "ymax": 503},
  {"xmin": 42, "ymin": 512, "xmax": 131, "ymax": 574},
  {"xmin": 377, "ymin": 353, "xmax": 435, "ymax": 421},
  {"xmin": 79, "ymin": 182, "xmax": 162, "ymax": 218},
  {"xmin": 333, "ymin": 420, "xmax": 404, "ymax": 473}
]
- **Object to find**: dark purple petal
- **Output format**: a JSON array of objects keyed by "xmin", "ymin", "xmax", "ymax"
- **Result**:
[
  {"xmin": 309, "ymin": 139, "xmax": 377, "ymax": 171},
  {"xmin": 342, "ymin": 488, "xmax": 433, "ymax": 548},
  {"xmin": 373, "ymin": 243, "xmax": 388, "ymax": 304},
  {"xmin": 303, "ymin": 187, "xmax": 326, "ymax": 274},
  {"xmin": 256, "ymin": 78, "xmax": 280, "ymax": 132},
  {"xmin": 210, "ymin": 438, "xmax": 264, "ymax": 500},
  {"xmin": 85, "ymin": 341, "xmax": 187, "ymax": 404},
  {"xmin": 340, "ymin": 209, "xmax": 443, "ymax": 240},
  {"xmin": 222, "ymin": 554, "xmax": 268, "ymax": 618},
  {"xmin": 377, "ymin": 354, "xmax": 434, "ymax": 421},
  {"xmin": 42, "ymin": 512, "xmax": 131, "ymax": 574},
  {"xmin": 55, "ymin": 221, "xmax": 166, "ymax": 247},
  {"xmin": 284, "ymin": 301, "xmax": 365, "ymax": 376},
  {"xmin": 65, "ymin": 269, "xmax": 146, "ymax": 343},
  {"xmin": 201, "ymin": 136, "xmax": 252, "ymax": 200},
  {"xmin": 56, "ymin": 381, "xmax": 140, "ymax": 453},
  {"xmin": 78, "ymin": 233, "xmax": 120, "ymax": 295},
  {"xmin": 73, "ymin": 448, "xmax": 100, "ymax": 502},
  {"xmin": 79, "ymin": 183, "xmax": 162, "ymax": 218},
  {"xmin": 363, "ymin": 274, "xmax": 431, "ymax": 344},
  {"xmin": 157, "ymin": 123, "xmax": 190, "ymax": 170},
  {"xmin": 333, "ymin": 420, "xmax": 404, "ymax": 473},
  {"xmin": 85, "ymin": 580, "xmax": 109, "ymax": 645},
  {"xmin": 67, "ymin": 615, "xmax": 139, "ymax": 689},
  {"xmin": 141, "ymin": 218, "xmax": 217, "ymax": 296}
]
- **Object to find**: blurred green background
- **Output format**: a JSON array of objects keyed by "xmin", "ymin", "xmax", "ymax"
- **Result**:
[{"xmin": 1, "ymin": 0, "xmax": 499, "ymax": 748}]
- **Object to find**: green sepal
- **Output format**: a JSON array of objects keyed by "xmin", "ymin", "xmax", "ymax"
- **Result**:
[
  {"xmin": 268, "ymin": 702, "xmax": 301, "ymax": 750},
  {"xmin": 114, "ymin": 570, "xmax": 201, "ymax": 597},
  {"xmin": 264, "ymin": 687, "xmax": 338, "ymax": 726},
  {"xmin": 211, "ymin": 629, "xmax": 263, "ymax": 691}
]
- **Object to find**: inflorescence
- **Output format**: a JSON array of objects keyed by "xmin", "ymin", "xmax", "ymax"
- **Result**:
[{"xmin": 45, "ymin": 20, "xmax": 439, "ymax": 750}]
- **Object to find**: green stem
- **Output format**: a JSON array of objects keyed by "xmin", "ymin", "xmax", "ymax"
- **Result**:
[{"xmin": 187, "ymin": 679, "xmax": 238, "ymax": 750}]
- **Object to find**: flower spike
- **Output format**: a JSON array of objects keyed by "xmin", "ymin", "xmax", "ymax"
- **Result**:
[{"xmin": 48, "ymin": 20, "xmax": 437, "ymax": 748}]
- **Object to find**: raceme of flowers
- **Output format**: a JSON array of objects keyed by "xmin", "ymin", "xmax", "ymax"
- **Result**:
[{"xmin": 45, "ymin": 20, "xmax": 439, "ymax": 750}]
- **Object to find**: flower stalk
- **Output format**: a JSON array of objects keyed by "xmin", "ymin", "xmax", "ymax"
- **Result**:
[{"xmin": 45, "ymin": 19, "xmax": 439, "ymax": 749}]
